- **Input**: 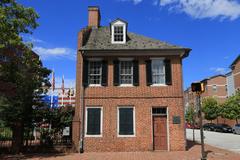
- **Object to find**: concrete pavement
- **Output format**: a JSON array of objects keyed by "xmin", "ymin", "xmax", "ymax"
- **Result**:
[{"xmin": 186, "ymin": 129, "xmax": 240, "ymax": 153}]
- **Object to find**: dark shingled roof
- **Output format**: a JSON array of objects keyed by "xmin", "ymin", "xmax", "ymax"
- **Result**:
[
  {"xmin": 81, "ymin": 26, "xmax": 189, "ymax": 51},
  {"xmin": 230, "ymin": 54, "xmax": 240, "ymax": 68}
]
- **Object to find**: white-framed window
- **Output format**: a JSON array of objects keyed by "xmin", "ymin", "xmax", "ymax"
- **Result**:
[
  {"xmin": 88, "ymin": 61, "xmax": 102, "ymax": 85},
  {"xmin": 111, "ymin": 20, "xmax": 126, "ymax": 44},
  {"xmin": 85, "ymin": 107, "xmax": 103, "ymax": 137},
  {"xmin": 151, "ymin": 59, "xmax": 165, "ymax": 85},
  {"xmin": 117, "ymin": 106, "xmax": 135, "ymax": 137},
  {"xmin": 114, "ymin": 26, "xmax": 124, "ymax": 42},
  {"xmin": 212, "ymin": 85, "xmax": 217, "ymax": 92},
  {"xmin": 119, "ymin": 60, "xmax": 133, "ymax": 85}
]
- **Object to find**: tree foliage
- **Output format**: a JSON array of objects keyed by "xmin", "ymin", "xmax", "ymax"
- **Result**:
[
  {"xmin": 221, "ymin": 91, "xmax": 240, "ymax": 123},
  {"xmin": 0, "ymin": 0, "xmax": 39, "ymax": 48},
  {"xmin": 185, "ymin": 106, "xmax": 196, "ymax": 124},
  {"xmin": 202, "ymin": 97, "xmax": 219, "ymax": 121}
]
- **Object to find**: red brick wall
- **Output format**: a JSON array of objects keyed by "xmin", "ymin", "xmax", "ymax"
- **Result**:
[
  {"xmin": 202, "ymin": 76, "xmax": 227, "ymax": 103},
  {"xmin": 73, "ymin": 50, "xmax": 186, "ymax": 152},
  {"xmin": 233, "ymin": 60, "xmax": 240, "ymax": 90}
]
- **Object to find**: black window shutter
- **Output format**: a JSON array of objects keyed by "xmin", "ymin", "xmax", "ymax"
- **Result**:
[
  {"xmin": 87, "ymin": 108, "xmax": 101, "ymax": 135},
  {"xmin": 113, "ymin": 60, "xmax": 119, "ymax": 86},
  {"xmin": 101, "ymin": 60, "xmax": 108, "ymax": 86},
  {"xmin": 119, "ymin": 108, "xmax": 133, "ymax": 135},
  {"xmin": 164, "ymin": 59, "xmax": 172, "ymax": 85},
  {"xmin": 133, "ymin": 60, "xmax": 139, "ymax": 86},
  {"xmin": 82, "ymin": 60, "xmax": 89, "ymax": 87},
  {"xmin": 145, "ymin": 60, "xmax": 152, "ymax": 86}
]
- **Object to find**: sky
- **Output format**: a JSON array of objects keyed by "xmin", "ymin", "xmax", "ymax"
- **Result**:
[{"xmin": 18, "ymin": 0, "xmax": 240, "ymax": 89}]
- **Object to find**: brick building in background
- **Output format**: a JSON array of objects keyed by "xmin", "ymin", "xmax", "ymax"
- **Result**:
[
  {"xmin": 72, "ymin": 6, "xmax": 191, "ymax": 153},
  {"xmin": 185, "ymin": 55, "xmax": 240, "ymax": 126},
  {"xmin": 229, "ymin": 55, "xmax": 240, "ymax": 92}
]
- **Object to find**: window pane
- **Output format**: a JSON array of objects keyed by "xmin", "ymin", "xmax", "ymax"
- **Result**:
[
  {"xmin": 119, "ymin": 108, "xmax": 134, "ymax": 135},
  {"xmin": 88, "ymin": 61, "xmax": 102, "ymax": 85},
  {"xmin": 119, "ymin": 61, "xmax": 133, "ymax": 85},
  {"xmin": 87, "ymin": 108, "xmax": 101, "ymax": 135},
  {"xmin": 152, "ymin": 108, "xmax": 167, "ymax": 115},
  {"xmin": 152, "ymin": 59, "xmax": 165, "ymax": 84},
  {"xmin": 114, "ymin": 26, "xmax": 124, "ymax": 42}
]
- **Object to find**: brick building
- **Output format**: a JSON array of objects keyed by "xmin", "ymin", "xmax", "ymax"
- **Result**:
[
  {"xmin": 230, "ymin": 55, "xmax": 240, "ymax": 92},
  {"xmin": 73, "ymin": 6, "xmax": 191, "ymax": 152},
  {"xmin": 184, "ymin": 75, "xmax": 227, "ymax": 109},
  {"xmin": 201, "ymin": 75, "xmax": 227, "ymax": 103}
]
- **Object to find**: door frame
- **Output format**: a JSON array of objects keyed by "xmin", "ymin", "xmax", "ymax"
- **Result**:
[{"xmin": 151, "ymin": 107, "xmax": 170, "ymax": 151}]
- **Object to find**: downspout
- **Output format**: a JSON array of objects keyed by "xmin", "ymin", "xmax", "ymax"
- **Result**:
[
  {"xmin": 80, "ymin": 86, "xmax": 85, "ymax": 153},
  {"xmin": 80, "ymin": 52, "xmax": 85, "ymax": 153}
]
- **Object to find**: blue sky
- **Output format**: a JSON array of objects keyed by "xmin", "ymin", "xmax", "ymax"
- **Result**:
[{"xmin": 18, "ymin": 0, "xmax": 240, "ymax": 89}]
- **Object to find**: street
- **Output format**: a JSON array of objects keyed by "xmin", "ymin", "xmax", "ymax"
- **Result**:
[{"xmin": 186, "ymin": 129, "xmax": 240, "ymax": 153}]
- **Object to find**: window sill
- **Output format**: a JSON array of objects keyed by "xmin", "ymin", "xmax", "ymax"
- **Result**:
[
  {"xmin": 118, "ymin": 84, "xmax": 134, "ymax": 87},
  {"xmin": 85, "ymin": 134, "xmax": 102, "ymax": 138},
  {"xmin": 117, "ymin": 135, "xmax": 136, "ymax": 138},
  {"xmin": 88, "ymin": 84, "xmax": 102, "ymax": 87},
  {"xmin": 150, "ymin": 84, "xmax": 168, "ymax": 87}
]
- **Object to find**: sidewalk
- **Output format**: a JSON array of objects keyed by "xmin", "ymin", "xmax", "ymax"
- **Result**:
[{"xmin": 1, "ymin": 141, "xmax": 239, "ymax": 160}]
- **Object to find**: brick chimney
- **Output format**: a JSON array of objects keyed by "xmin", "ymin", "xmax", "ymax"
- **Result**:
[{"xmin": 88, "ymin": 6, "xmax": 101, "ymax": 28}]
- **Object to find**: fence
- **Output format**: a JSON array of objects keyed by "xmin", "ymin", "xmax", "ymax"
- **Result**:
[{"xmin": 0, "ymin": 127, "xmax": 72, "ymax": 152}]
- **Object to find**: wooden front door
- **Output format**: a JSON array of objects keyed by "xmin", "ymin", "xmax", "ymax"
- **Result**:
[{"xmin": 153, "ymin": 116, "xmax": 167, "ymax": 150}]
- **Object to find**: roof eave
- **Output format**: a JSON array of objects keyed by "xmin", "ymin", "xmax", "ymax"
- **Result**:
[{"xmin": 79, "ymin": 48, "xmax": 191, "ymax": 58}]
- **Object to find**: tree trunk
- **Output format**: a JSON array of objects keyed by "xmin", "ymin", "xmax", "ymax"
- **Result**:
[
  {"xmin": 236, "ymin": 119, "xmax": 239, "ymax": 124},
  {"xmin": 12, "ymin": 122, "xmax": 24, "ymax": 154}
]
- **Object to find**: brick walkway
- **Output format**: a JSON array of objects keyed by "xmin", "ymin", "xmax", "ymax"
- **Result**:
[{"xmin": 1, "ymin": 142, "xmax": 240, "ymax": 160}]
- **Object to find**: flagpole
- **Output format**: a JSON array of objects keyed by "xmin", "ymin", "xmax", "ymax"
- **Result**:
[
  {"xmin": 50, "ymin": 69, "xmax": 55, "ymax": 131},
  {"xmin": 69, "ymin": 82, "xmax": 72, "ymax": 105},
  {"xmin": 61, "ymin": 75, "xmax": 64, "ymax": 106}
]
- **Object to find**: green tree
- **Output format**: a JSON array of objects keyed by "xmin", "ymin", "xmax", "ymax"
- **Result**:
[
  {"xmin": 221, "ymin": 91, "xmax": 240, "ymax": 124},
  {"xmin": 185, "ymin": 106, "xmax": 196, "ymax": 124},
  {"xmin": 0, "ymin": 0, "xmax": 39, "ymax": 48},
  {"xmin": 0, "ymin": 49, "xmax": 51, "ymax": 153},
  {"xmin": 202, "ymin": 97, "xmax": 219, "ymax": 122}
]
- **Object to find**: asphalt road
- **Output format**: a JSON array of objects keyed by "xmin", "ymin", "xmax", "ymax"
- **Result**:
[{"xmin": 186, "ymin": 129, "xmax": 240, "ymax": 153}]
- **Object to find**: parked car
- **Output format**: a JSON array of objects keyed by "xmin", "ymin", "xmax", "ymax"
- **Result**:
[
  {"xmin": 232, "ymin": 124, "xmax": 240, "ymax": 135},
  {"xmin": 203, "ymin": 123, "xmax": 216, "ymax": 131},
  {"xmin": 214, "ymin": 124, "xmax": 232, "ymax": 133}
]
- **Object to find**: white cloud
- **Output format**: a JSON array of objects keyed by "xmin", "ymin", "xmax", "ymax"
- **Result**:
[
  {"xmin": 33, "ymin": 46, "xmax": 76, "ymax": 60},
  {"xmin": 119, "ymin": 0, "xmax": 143, "ymax": 5},
  {"xmin": 153, "ymin": 0, "xmax": 240, "ymax": 20},
  {"xmin": 22, "ymin": 35, "xmax": 45, "ymax": 44},
  {"xmin": 210, "ymin": 67, "xmax": 229, "ymax": 74}
]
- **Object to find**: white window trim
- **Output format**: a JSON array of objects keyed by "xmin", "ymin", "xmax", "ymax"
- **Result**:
[
  {"xmin": 212, "ymin": 85, "xmax": 217, "ymax": 92},
  {"xmin": 151, "ymin": 58, "xmax": 166, "ymax": 86},
  {"xmin": 111, "ymin": 24, "xmax": 126, "ymax": 44},
  {"xmin": 119, "ymin": 60, "xmax": 134, "ymax": 86},
  {"xmin": 88, "ymin": 61, "xmax": 102, "ymax": 86},
  {"xmin": 85, "ymin": 106, "xmax": 103, "ymax": 137},
  {"xmin": 117, "ymin": 106, "xmax": 136, "ymax": 137}
]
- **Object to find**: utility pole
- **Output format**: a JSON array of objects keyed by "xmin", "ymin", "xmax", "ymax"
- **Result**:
[
  {"xmin": 196, "ymin": 92, "xmax": 206, "ymax": 160},
  {"xmin": 191, "ymin": 82, "xmax": 207, "ymax": 160}
]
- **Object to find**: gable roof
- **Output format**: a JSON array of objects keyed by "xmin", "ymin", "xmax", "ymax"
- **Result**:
[
  {"xmin": 110, "ymin": 18, "xmax": 128, "ymax": 25},
  {"xmin": 201, "ymin": 74, "xmax": 226, "ymax": 83},
  {"xmin": 230, "ymin": 54, "xmax": 240, "ymax": 68},
  {"xmin": 80, "ymin": 26, "xmax": 191, "ymax": 56}
]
